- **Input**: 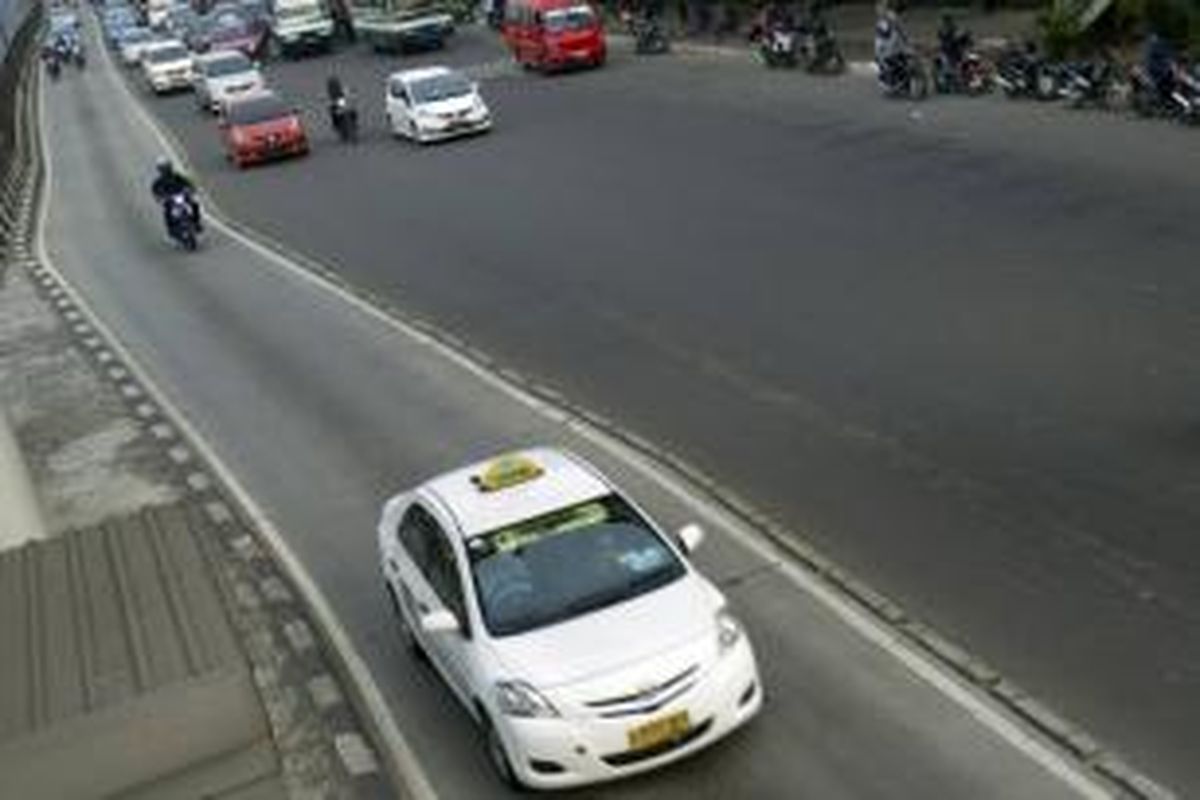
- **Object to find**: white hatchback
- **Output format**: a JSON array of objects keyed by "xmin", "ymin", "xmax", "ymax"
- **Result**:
[
  {"xmin": 377, "ymin": 448, "xmax": 762, "ymax": 790},
  {"xmin": 141, "ymin": 40, "xmax": 193, "ymax": 94},
  {"xmin": 385, "ymin": 66, "xmax": 492, "ymax": 143}
]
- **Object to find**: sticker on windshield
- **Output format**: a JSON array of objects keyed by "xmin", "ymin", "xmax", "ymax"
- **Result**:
[{"xmin": 484, "ymin": 501, "xmax": 610, "ymax": 556}]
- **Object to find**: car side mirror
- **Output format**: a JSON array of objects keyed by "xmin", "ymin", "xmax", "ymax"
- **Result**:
[
  {"xmin": 420, "ymin": 609, "xmax": 460, "ymax": 634},
  {"xmin": 677, "ymin": 524, "xmax": 705, "ymax": 554}
]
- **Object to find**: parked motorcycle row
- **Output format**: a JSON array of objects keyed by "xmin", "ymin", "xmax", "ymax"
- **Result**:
[
  {"xmin": 873, "ymin": 17, "xmax": 1199, "ymax": 125},
  {"xmin": 735, "ymin": 6, "xmax": 1200, "ymax": 126},
  {"xmin": 888, "ymin": 42, "xmax": 1199, "ymax": 124}
]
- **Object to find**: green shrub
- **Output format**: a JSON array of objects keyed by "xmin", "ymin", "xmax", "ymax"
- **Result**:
[{"xmin": 1039, "ymin": 3, "xmax": 1082, "ymax": 57}]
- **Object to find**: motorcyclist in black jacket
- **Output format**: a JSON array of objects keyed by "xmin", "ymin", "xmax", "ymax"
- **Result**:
[
  {"xmin": 151, "ymin": 158, "xmax": 202, "ymax": 234},
  {"xmin": 1143, "ymin": 31, "xmax": 1178, "ymax": 104},
  {"xmin": 937, "ymin": 14, "xmax": 970, "ymax": 69}
]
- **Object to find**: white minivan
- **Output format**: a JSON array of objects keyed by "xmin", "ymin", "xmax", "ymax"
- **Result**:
[{"xmin": 385, "ymin": 66, "xmax": 492, "ymax": 143}]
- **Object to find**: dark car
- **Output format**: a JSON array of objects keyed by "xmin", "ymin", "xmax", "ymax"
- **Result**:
[{"xmin": 193, "ymin": 8, "xmax": 266, "ymax": 57}]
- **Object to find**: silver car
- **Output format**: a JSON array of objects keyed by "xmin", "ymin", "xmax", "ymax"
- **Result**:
[{"xmin": 192, "ymin": 50, "xmax": 264, "ymax": 113}]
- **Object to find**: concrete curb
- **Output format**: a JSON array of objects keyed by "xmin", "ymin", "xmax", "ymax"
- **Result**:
[
  {"xmin": 0, "ymin": 406, "xmax": 46, "ymax": 549},
  {"xmin": 616, "ymin": 33, "xmax": 878, "ymax": 75},
  {"xmin": 0, "ymin": 15, "xmax": 48, "ymax": 552}
]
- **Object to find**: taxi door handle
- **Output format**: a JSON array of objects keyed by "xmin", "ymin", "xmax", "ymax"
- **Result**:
[{"xmin": 387, "ymin": 559, "xmax": 399, "ymax": 574}]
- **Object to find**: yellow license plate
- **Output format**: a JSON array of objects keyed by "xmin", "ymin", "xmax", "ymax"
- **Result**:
[{"xmin": 627, "ymin": 711, "xmax": 691, "ymax": 751}]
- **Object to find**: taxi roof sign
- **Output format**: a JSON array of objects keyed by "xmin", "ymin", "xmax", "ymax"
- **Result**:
[{"xmin": 472, "ymin": 454, "xmax": 544, "ymax": 493}]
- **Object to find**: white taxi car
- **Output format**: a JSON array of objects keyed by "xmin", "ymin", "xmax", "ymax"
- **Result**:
[
  {"xmin": 140, "ymin": 40, "xmax": 194, "ymax": 95},
  {"xmin": 377, "ymin": 448, "xmax": 762, "ymax": 789},
  {"xmin": 385, "ymin": 66, "xmax": 492, "ymax": 144}
]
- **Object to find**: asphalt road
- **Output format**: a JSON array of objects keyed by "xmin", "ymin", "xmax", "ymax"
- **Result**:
[
  {"xmin": 35, "ymin": 19, "xmax": 1117, "ymax": 800},
  {"xmin": 123, "ymin": 27, "xmax": 1200, "ymax": 794}
]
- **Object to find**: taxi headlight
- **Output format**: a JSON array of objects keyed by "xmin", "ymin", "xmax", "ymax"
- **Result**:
[
  {"xmin": 495, "ymin": 680, "xmax": 559, "ymax": 718},
  {"xmin": 716, "ymin": 609, "xmax": 743, "ymax": 656}
]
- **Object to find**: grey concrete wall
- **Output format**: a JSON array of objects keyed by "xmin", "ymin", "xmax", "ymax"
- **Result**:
[{"xmin": 0, "ymin": 0, "xmax": 37, "ymax": 61}]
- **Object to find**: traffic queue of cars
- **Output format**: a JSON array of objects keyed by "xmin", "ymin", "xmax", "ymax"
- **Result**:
[
  {"xmin": 99, "ymin": 0, "xmax": 498, "ymax": 165},
  {"xmin": 101, "ymin": 1, "xmax": 307, "ymax": 166},
  {"xmin": 95, "ymin": 0, "xmax": 614, "ymax": 165}
]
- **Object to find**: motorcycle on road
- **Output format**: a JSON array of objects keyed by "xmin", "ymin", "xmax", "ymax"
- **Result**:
[
  {"xmin": 933, "ymin": 50, "xmax": 992, "ymax": 95},
  {"xmin": 164, "ymin": 193, "xmax": 201, "ymax": 251},
  {"xmin": 760, "ymin": 26, "xmax": 798, "ymax": 69},
  {"xmin": 798, "ymin": 18, "xmax": 845, "ymax": 74},
  {"xmin": 329, "ymin": 96, "xmax": 360, "ymax": 143},
  {"xmin": 878, "ymin": 51, "xmax": 929, "ymax": 99}
]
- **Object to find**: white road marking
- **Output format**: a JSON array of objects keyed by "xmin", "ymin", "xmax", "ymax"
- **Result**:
[{"xmin": 49, "ymin": 17, "xmax": 1135, "ymax": 800}]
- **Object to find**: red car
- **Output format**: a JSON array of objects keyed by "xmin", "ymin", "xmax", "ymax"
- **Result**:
[
  {"xmin": 503, "ymin": 0, "xmax": 605, "ymax": 72},
  {"xmin": 221, "ymin": 91, "xmax": 309, "ymax": 168}
]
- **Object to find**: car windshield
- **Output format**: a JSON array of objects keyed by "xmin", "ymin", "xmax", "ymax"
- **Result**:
[
  {"xmin": 145, "ymin": 44, "xmax": 189, "ymax": 62},
  {"xmin": 543, "ymin": 5, "xmax": 594, "ymax": 32},
  {"xmin": 124, "ymin": 29, "xmax": 153, "ymax": 43},
  {"xmin": 409, "ymin": 73, "xmax": 472, "ymax": 104},
  {"xmin": 467, "ymin": 494, "xmax": 686, "ymax": 637},
  {"xmin": 205, "ymin": 53, "xmax": 251, "ymax": 76},
  {"xmin": 208, "ymin": 11, "xmax": 250, "ymax": 33},
  {"xmin": 227, "ymin": 95, "xmax": 289, "ymax": 125},
  {"xmin": 277, "ymin": 3, "xmax": 320, "ymax": 19}
]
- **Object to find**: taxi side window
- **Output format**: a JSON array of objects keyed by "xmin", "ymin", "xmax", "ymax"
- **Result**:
[
  {"xmin": 399, "ymin": 505, "xmax": 434, "ymax": 573},
  {"xmin": 399, "ymin": 504, "xmax": 470, "ymax": 635}
]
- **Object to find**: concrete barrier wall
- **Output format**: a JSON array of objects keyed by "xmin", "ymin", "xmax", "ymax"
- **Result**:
[
  {"xmin": 0, "ymin": 0, "xmax": 39, "ymax": 173},
  {"xmin": 0, "ymin": 0, "xmax": 37, "ymax": 62}
]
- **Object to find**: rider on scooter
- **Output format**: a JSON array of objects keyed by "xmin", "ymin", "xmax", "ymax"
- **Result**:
[
  {"xmin": 1143, "ymin": 31, "xmax": 1178, "ymax": 105},
  {"xmin": 874, "ymin": 0, "xmax": 909, "ymax": 81},
  {"xmin": 937, "ymin": 14, "xmax": 970, "ymax": 70},
  {"xmin": 151, "ymin": 158, "xmax": 202, "ymax": 235}
]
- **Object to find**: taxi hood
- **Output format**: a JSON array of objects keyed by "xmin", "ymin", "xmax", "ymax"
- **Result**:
[{"xmin": 488, "ymin": 575, "xmax": 723, "ymax": 690}]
